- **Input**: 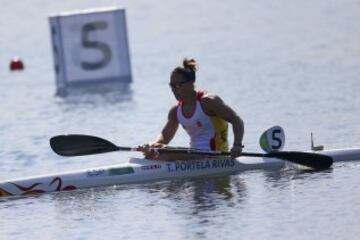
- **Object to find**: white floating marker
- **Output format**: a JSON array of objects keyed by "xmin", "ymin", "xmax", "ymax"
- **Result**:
[{"xmin": 49, "ymin": 7, "xmax": 132, "ymax": 96}]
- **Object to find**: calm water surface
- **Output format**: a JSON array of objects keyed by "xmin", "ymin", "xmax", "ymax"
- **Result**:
[{"xmin": 1, "ymin": 0, "xmax": 360, "ymax": 239}]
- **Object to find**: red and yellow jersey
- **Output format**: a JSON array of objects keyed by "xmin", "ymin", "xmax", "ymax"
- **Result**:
[{"xmin": 177, "ymin": 92, "xmax": 228, "ymax": 151}]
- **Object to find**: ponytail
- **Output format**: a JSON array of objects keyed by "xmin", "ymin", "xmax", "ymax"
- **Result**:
[{"xmin": 171, "ymin": 58, "xmax": 198, "ymax": 82}]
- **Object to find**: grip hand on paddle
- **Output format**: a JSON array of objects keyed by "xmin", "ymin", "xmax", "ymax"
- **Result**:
[
  {"xmin": 230, "ymin": 145, "xmax": 243, "ymax": 159},
  {"xmin": 137, "ymin": 143, "xmax": 165, "ymax": 159}
]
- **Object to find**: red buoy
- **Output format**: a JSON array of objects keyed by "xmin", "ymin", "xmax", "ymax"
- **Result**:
[{"xmin": 9, "ymin": 57, "xmax": 24, "ymax": 71}]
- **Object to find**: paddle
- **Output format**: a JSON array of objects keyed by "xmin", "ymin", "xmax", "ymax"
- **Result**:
[{"xmin": 50, "ymin": 134, "xmax": 333, "ymax": 169}]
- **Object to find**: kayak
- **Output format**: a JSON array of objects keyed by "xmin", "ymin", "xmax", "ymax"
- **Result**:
[{"xmin": 1, "ymin": 148, "xmax": 360, "ymax": 198}]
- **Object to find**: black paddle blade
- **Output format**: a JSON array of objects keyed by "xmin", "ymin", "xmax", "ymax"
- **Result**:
[
  {"xmin": 268, "ymin": 151, "xmax": 333, "ymax": 169},
  {"xmin": 50, "ymin": 134, "xmax": 120, "ymax": 156}
]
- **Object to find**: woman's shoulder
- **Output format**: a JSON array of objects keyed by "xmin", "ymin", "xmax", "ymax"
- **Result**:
[
  {"xmin": 169, "ymin": 105, "xmax": 178, "ymax": 113},
  {"xmin": 199, "ymin": 91, "xmax": 223, "ymax": 103},
  {"xmin": 198, "ymin": 91, "xmax": 224, "ymax": 115}
]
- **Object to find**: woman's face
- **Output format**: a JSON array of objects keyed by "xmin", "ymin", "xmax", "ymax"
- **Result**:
[{"xmin": 169, "ymin": 74, "xmax": 193, "ymax": 100}]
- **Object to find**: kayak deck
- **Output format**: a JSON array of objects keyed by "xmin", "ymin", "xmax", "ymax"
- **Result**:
[{"xmin": 1, "ymin": 148, "xmax": 360, "ymax": 198}]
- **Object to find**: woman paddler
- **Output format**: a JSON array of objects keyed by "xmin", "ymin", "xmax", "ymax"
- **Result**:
[{"xmin": 139, "ymin": 58, "xmax": 244, "ymax": 160}]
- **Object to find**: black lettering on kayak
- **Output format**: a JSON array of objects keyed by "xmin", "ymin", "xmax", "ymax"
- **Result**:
[
  {"xmin": 168, "ymin": 159, "xmax": 235, "ymax": 172},
  {"xmin": 167, "ymin": 163, "xmax": 175, "ymax": 172},
  {"xmin": 212, "ymin": 160, "xmax": 218, "ymax": 168}
]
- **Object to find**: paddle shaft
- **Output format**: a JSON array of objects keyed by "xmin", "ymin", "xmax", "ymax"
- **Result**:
[
  {"xmin": 50, "ymin": 134, "xmax": 333, "ymax": 169},
  {"xmin": 114, "ymin": 145, "xmax": 319, "ymax": 159}
]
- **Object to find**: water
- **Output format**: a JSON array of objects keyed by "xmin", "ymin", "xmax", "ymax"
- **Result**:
[{"xmin": 1, "ymin": 0, "xmax": 360, "ymax": 239}]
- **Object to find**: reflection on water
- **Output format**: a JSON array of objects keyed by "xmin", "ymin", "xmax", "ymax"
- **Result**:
[
  {"xmin": 55, "ymin": 82, "xmax": 133, "ymax": 105},
  {"xmin": 260, "ymin": 165, "xmax": 334, "ymax": 192},
  {"xmin": 151, "ymin": 175, "xmax": 248, "ymax": 211},
  {"xmin": 49, "ymin": 175, "xmax": 248, "ymax": 217}
]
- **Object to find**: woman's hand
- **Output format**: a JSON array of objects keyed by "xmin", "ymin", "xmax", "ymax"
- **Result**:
[
  {"xmin": 230, "ymin": 145, "xmax": 243, "ymax": 159},
  {"xmin": 137, "ymin": 143, "xmax": 166, "ymax": 159}
]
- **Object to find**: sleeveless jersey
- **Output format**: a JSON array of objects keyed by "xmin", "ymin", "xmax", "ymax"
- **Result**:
[{"xmin": 176, "ymin": 92, "xmax": 228, "ymax": 151}]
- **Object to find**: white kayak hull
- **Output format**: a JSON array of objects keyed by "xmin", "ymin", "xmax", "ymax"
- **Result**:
[{"xmin": 1, "ymin": 148, "xmax": 360, "ymax": 198}]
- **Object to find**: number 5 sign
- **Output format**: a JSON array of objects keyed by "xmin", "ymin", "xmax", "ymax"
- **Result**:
[
  {"xmin": 259, "ymin": 126, "xmax": 285, "ymax": 153},
  {"xmin": 49, "ymin": 7, "xmax": 132, "ymax": 95}
]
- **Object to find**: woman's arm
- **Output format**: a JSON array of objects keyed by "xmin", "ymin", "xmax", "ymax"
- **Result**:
[
  {"xmin": 150, "ymin": 106, "xmax": 179, "ymax": 146},
  {"xmin": 201, "ymin": 94, "xmax": 244, "ymax": 158},
  {"xmin": 138, "ymin": 106, "xmax": 179, "ymax": 159}
]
